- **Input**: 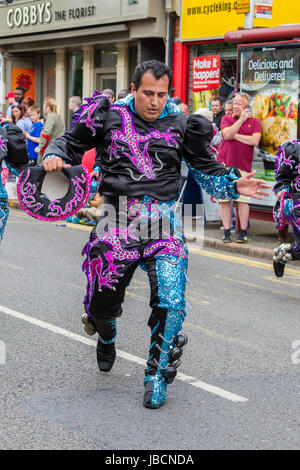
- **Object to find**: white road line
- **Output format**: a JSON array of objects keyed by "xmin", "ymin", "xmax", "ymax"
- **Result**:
[{"xmin": 0, "ymin": 304, "xmax": 248, "ymax": 404}]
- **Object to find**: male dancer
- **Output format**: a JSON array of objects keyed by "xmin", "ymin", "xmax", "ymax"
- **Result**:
[{"xmin": 42, "ymin": 60, "xmax": 268, "ymax": 409}]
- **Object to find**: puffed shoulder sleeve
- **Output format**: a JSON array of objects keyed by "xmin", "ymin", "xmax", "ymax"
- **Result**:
[
  {"xmin": 273, "ymin": 141, "xmax": 298, "ymax": 194},
  {"xmin": 43, "ymin": 92, "xmax": 110, "ymax": 165},
  {"xmin": 182, "ymin": 114, "xmax": 240, "ymax": 200},
  {"xmin": 183, "ymin": 114, "xmax": 228, "ymax": 175}
]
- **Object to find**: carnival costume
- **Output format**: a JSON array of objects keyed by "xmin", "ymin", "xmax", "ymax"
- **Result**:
[
  {"xmin": 0, "ymin": 123, "xmax": 28, "ymax": 248},
  {"xmin": 44, "ymin": 92, "xmax": 240, "ymax": 408},
  {"xmin": 273, "ymin": 141, "xmax": 300, "ymax": 277}
]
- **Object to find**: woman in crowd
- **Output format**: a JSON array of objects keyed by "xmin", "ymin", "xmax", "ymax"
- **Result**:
[
  {"xmin": 11, "ymin": 103, "xmax": 32, "ymax": 133},
  {"xmin": 36, "ymin": 97, "xmax": 65, "ymax": 161}
]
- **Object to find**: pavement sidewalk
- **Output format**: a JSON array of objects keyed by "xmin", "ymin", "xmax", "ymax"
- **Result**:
[
  {"xmin": 9, "ymin": 199, "xmax": 289, "ymax": 261},
  {"xmin": 183, "ymin": 217, "xmax": 293, "ymax": 261}
]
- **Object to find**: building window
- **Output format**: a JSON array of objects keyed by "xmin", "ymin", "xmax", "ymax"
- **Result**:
[
  {"xmin": 189, "ymin": 43, "xmax": 237, "ymax": 112},
  {"xmin": 94, "ymin": 47, "xmax": 117, "ymax": 68},
  {"xmin": 69, "ymin": 52, "xmax": 83, "ymax": 98},
  {"xmin": 41, "ymin": 54, "xmax": 56, "ymax": 104}
]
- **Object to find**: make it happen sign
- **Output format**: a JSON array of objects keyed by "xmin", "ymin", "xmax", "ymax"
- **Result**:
[{"xmin": 192, "ymin": 55, "xmax": 221, "ymax": 92}]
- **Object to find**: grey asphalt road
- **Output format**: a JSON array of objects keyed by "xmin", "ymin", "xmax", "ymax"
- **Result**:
[{"xmin": 1, "ymin": 209, "xmax": 300, "ymax": 450}]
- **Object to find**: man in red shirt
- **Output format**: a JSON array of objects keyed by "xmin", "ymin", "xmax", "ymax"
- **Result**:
[{"xmin": 217, "ymin": 92, "xmax": 262, "ymax": 242}]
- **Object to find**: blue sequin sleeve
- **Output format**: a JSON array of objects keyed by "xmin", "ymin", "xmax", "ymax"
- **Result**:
[{"xmin": 187, "ymin": 163, "xmax": 240, "ymax": 200}]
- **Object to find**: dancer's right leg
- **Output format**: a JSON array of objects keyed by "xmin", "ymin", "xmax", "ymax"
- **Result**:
[{"xmin": 82, "ymin": 234, "xmax": 139, "ymax": 371}]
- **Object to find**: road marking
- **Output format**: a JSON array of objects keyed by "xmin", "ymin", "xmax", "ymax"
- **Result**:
[
  {"xmin": 184, "ymin": 322, "xmax": 274, "ymax": 354},
  {"xmin": 214, "ymin": 274, "xmax": 300, "ymax": 300},
  {"xmin": 0, "ymin": 303, "xmax": 248, "ymax": 403},
  {"xmin": 0, "ymin": 260, "xmax": 24, "ymax": 271},
  {"xmin": 189, "ymin": 247, "xmax": 300, "ymax": 277},
  {"xmin": 262, "ymin": 275, "xmax": 300, "ymax": 287}
]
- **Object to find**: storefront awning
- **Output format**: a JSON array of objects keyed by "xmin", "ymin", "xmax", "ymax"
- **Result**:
[
  {"xmin": 0, "ymin": 23, "xmax": 129, "ymax": 51},
  {"xmin": 224, "ymin": 25, "xmax": 300, "ymax": 43}
]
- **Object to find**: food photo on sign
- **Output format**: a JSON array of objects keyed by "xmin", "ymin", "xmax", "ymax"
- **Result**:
[{"xmin": 238, "ymin": 42, "xmax": 299, "ymax": 174}]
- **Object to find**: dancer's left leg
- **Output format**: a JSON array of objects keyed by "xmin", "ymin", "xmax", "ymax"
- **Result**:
[{"xmin": 142, "ymin": 252, "xmax": 188, "ymax": 408}]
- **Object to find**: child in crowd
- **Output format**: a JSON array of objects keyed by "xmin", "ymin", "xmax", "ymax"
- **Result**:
[
  {"xmin": 67, "ymin": 192, "xmax": 103, "ymax": 226},
  {"xmin": 23, "ymin": 106, "xmax": 43, "ymax": 165}
]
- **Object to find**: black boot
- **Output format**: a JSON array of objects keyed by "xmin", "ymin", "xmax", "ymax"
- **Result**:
[
  {"xmin": 96, "ymin": 338, "xmax": 116, "ymax": 372},
  {"xmin": 273, "ymin": 243, "xmax": 292, "ymax": 277}
]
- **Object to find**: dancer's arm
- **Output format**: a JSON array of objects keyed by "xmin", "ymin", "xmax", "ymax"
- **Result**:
[
  {"xmin": 43, "ymin": 94, "xmax": 110, "ymax": 171},
  {"xmin": 183, "ymin": 114, "xmax": 269, "ymax": 200}
]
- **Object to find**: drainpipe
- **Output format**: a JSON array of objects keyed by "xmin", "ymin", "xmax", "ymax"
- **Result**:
[
  {"xmin": 244, "ymin": 0, "xmax": 255, "ymax": 29},
  {"xmin": 165, "ymin": 0, "xmax": 173, "ymax": 68}
]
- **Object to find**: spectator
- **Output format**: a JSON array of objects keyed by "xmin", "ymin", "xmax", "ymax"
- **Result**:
[
  {"xmin": 211, "ymin": 98, "xmax": 225, "ymax": 130},
  {"xmin": 14, "ymin": 86, "xmax": 26, "ymax": 105},
  {"xmin": 23, "ymin": 105, "xmax": 43, "ymax": 165},
  {"xmin": 69, "ymin": 192, "xmax": 103, "ymax": 226},
  {"xmin": 172, "ymin": 97, "xmax": 182, "ymax": 105},
  {"xmin": 5, "ymin": 91, "xmax": 15, "ymax": 120},
  {"xmin": 182, "ymin": 107, "xmax": 213, "ymax": 220},
  {"xmin": 23, "ymin": 96, "xmax": 35, "ymax": 116},
  {"xmin": 11, "ymin": 103, "xmax": 32, "ymax": 133},
  {"xmin": 117, "ymin": 89, "xmax": 130, "ymax": 100},
  {"xmin": 36, "ymin": 97, "xmax": 65, "ymax": 161},
  {"xmin": 178, "ymin": 102, "xmax": 189, "ymax": 116},
  {"xmin": 217, "ymin": 92, "xmax": 262, "ymax": 243},
  {"xmin": 224, "ymin": 100, "xmax": 233, "ymax": 116},
  {"xmin": 102, "ymin": 88, "xmax": 115, "ymax": 104},
  {"xmin": 68, "ymin": 95, "xmax": 82, "ymax": 127},
  {"xmin": 68, "ymin": 95, "xmax": 82, "ymax": 116}
]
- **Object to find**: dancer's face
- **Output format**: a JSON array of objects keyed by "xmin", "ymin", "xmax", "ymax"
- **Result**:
[{"xmin": 131, "ymin": 71, "xmax": 169, "ymax": 122}]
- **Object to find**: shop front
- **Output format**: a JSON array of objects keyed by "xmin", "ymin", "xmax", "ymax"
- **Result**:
[
  {"xmin": 0, "ymin": 0, "xmax": 167, "ymax": 125},
  {"xmin": 174, "ymin": 0, "xmax": 300, "ymax": 217}
]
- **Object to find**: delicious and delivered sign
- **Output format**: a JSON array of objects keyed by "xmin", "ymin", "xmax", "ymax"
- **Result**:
[
  {"xmin": 238, "ymin": 41, "xmax": 300, "ymax": 206},
  {"xmin": 192, "ymin": 55, "xmax": 220, "ymax": 91}
]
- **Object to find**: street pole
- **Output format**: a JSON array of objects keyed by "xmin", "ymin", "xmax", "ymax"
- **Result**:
[{"xmin": 244, "ymin": 0, "xmax": 255, "ymax": 29}]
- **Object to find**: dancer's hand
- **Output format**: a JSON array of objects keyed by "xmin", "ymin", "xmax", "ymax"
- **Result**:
[
  {"xmin": 236, "ymin": 171, "xmax": 271, "ymax": 199},
  {"xmin": 276, "ymin": 190, "xmax": 285, "ymax": 201},
  {"xmin": 42, "ymin": 156, "xmax": 71, "ymax": 172}
]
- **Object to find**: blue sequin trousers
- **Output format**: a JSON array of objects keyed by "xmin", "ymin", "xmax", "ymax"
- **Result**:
[{"xmin": 144, "ymin": 253, "xmax": 188, "ymax": 408}]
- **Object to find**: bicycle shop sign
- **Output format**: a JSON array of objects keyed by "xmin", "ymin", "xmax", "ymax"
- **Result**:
[{"xmin": 6, "ymin": 1, "xmax": 97, "ymax": 29}]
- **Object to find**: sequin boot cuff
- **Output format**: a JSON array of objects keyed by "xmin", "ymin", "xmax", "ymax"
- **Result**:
[{"xmin": 143, "ymin": 371, "xmax": 167, "ymax": 409}]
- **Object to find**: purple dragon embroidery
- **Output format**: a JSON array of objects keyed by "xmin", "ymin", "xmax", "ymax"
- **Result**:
[
  {"xmin": 0, "ymin": 138, "xmax": 8, "ymax": 153},
  {"xmin": 143, "ymin": 235, "xmax": 187, "ymax": 260},
  {"xmin": 108, "ymin": 105, "xmax": 178, "ymax": 180}
]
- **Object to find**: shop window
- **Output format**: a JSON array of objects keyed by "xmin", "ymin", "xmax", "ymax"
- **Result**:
[
  {"xmin": 94, "ymin": 48, "xmax": 117, "ymax": 69},
  {"xmin": 128, "ymin": 45, "xmax": 138, "ymax": 87},
  {"xmin": 69, "ymin": 52, "xmax": 83, "ymax": 98},
  {"xmin": 41, "ymin": 54, "xmax": 56, "ymax": 104},
  {"xmin": 189, "ymin": 43, "xmax": 237, "ymax": 112},
  {"xmin": 67, "ymin": 52, "xmax": 83, "ymax": 127}
]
